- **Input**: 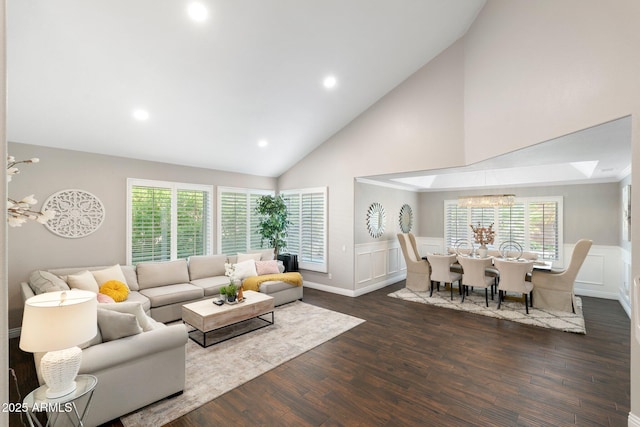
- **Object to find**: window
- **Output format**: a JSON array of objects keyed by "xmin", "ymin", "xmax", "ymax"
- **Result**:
[
  {"xmin": 127, "ymin": 179, "xmax": 213, "ymax": 264},
  {"xmin": 217, "ymin": 187, "xmax": 274, "ymax": 254},
  {"xmin": 281, "ymin": 187, "xmax": 327, "ymax": 272},
  {"xmin": 444, "ymin": 197, "xmax": 562, "ymax": 260}
]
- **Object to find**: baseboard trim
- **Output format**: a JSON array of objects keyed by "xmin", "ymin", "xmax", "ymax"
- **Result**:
[
  {"xmin": 629, "ymin": 412, "xmax": 640, "ymax": 427},
  {"xmin": 304, "ymin": 276, "xmax": 401, "ymax": 298},
  {"xmin": 9, "ymin": 327, "xmax": 21, "ymax": 339},
  {"xmin": 303, "ymin": 281, "xmax": 357, "ymax": 297},
  {"xmin": 574, "ymin": 288, "xmax": 619, "ymax": 300},
  {"xmin": 354, "ymin": 275, "xmax": 404, "ymax": 297}
]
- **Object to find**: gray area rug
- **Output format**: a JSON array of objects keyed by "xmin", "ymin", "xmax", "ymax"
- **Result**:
[
  {"xmin": 121, "ymin": 301, "xmax": 365, "ymax": 426},
  {"xmin": 388, "ymin": 287, "xmax": 586, "ymax": 334}
]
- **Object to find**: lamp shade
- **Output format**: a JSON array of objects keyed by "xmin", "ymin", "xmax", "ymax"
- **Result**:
[{"xmin": 20, "ymin": 290, "xmax": 97, "ymax": 353}]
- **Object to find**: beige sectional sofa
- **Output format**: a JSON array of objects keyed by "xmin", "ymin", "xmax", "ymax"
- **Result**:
[{"xmin": 19, "ymin": 248, "xmax": 303, "ymax": 426}]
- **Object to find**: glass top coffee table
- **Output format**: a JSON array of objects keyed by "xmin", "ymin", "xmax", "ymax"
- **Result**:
[{"xmin": 182, "ymin": 290, "xmax": 274, "ymax": 347}]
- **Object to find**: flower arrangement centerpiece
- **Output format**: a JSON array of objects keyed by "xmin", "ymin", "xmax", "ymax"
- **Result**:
[
  {"xmin": 223, "ymin": 263, "xmax": 241, "ymax": 303},
  {"xmin": 224, "ymin": 262, "xmax": 237, "ymax": 285},
  {"xmin": 470, "ymin": 223, "xmax": 495, "ymax": 256},
  {"xmin": 7, "ymin": 155, "xmax": 56, "ymax": 227}
]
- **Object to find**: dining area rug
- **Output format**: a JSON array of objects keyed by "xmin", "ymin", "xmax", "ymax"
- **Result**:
[
  {"xmin": 388, "ymin": 287, "xmax": 586, "ymax": 334},
  {"xmin": 120, "ymin": 301, "xmax": 365, "ymax": 426}
]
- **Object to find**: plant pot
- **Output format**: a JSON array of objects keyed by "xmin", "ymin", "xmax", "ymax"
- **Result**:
[{"xmin": 227, "ymin": 294, "xmax": 237, "ymax": 303}]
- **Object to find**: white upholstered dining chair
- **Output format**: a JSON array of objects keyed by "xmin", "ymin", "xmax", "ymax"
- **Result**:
[
  {"xmin": 397, "ymin": 233, "xmax": 431, "ymax": 292},
  {"xmin": 530, "ymin": 239, "xmax": 592, "ymax": 313},
  {"xmin": 456, "ymin": 256, "xmax": 494, "ymax": 307},
  {"xmin": 494, "ymin": 258, "xmax": 535, "ymax": 314},
  {"xmin": 426, "ymin": 253, "xmax": 462, "ymax": 299}
]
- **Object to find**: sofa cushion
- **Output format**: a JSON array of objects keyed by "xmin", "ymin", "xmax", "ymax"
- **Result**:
[
  {"xmin": 67, "ymin": 270, "xmax": 100, "ymax": 293},
  {"xmin": 120, "ymin": 265, "xmax": 140, "ymax": 291},
  {"xmin": 28, "ymin": 270, "xmax": 70, "ymax": 294},
  {"xmin": 136, "ymin": 259, "xmax": 190, "ymax": 290},
  {"xmin": 188, "ymin": 254, "xmax": 227, "ymax": 280},
  {"xmin": 255, "ymin": 260, "xmax": 279, "ymax": 275},
  {"xmin": 100, "ymin": 280, "xmax": 130, "ymax": 302},
  {"xmin": 140, "ymin": 283, "xmax": 204, "ymax": 308},
  {"xmin": 190, "ymin": 276, "xmax": 230, "ymax": 296},
  {"xmin": 97, "ymin": 309, "xmax": 142, "ymax": 342},
  {"xmin": 237, "ymin": 252, "xmax": 262, "ymax": 263},
  {"xmin": 99, "ymin": 302, "xmax": 156, "ymax": 332},
  {"xmin": 259, "ymin": 280, "xmax": 299, "ymax": 293},
  {"xmin": 248, "ymin": 248, "xmax": 275, "ymax": 261},
  {"xmin": 123, "ymin": 291, "xmax": 151, "ymax": 313}
]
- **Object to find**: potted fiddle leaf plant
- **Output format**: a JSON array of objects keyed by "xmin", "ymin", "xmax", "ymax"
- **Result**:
[{"xmin": 255, "ymin": 195, "xmax": 290, "ymax": 257}]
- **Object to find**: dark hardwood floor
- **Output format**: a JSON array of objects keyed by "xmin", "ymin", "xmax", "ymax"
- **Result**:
[{"xmin": 9, "ymin": 281, "xmax": 630, "ymax": 426}]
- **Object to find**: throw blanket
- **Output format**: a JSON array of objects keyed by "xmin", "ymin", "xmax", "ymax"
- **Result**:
[{"xmin": 242, "ymin": 272, "xmax": 303, "ymax": 292}]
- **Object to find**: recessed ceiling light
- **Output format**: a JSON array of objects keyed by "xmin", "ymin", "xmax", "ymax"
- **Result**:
[
  {"xmin": 187, "ymin": 2, "xmax": 208, "ymax": 22},
  {"xmin": 323, "ymin": 75, "xmax": 337, "ymax": 90},
  {"xmin": 132, "ymin": 109, "xmax": 149, "ymax": 121},
  {"xmin": 258, "ymin": 139, "xmax": 268, "ymax": 148}
]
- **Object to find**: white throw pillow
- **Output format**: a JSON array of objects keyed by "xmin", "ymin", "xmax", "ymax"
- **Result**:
[
  {"xmin": 233, "ymin": 259, "xmax": 258, "ymax": 280},
  {"xmin": 236, "ymin": 252, "xmax": 262, "ymax": 263},
  {"xmin": 99, "ymin": 302, "xmax": 155, "ymax": 332},
  {"xmin": 66, "ymin": 270, "xmax": 100, "ymax": 294},
  {"xmin": 91, "ymin": 264, "xmax": 129, "ymax": 288}
]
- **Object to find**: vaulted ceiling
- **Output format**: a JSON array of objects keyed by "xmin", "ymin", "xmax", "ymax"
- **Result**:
[{"xmin": 7, "ymin": 0, "xmax": 486, "ymax": 177}]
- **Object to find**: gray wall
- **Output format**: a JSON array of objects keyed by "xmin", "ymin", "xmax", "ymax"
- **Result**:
[
  {"xmin": 354, "ymin": 181, "xmax": 420, "ymax": 244},
  {"xmin": 7, "ymin": 142, "xmax": 276, "ymax": 328},
  {"xmin": 417, "ymin": 182, "xmax": 622, "ymax": 246}
]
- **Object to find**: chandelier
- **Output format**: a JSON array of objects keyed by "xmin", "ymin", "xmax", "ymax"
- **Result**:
[{"xmin": 458, "ymin": 194, "xmax": 515, "ymax": 208}]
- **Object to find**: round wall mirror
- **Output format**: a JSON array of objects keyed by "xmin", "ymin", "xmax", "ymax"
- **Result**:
[
  {"xmin": 366, "ymin": 202, "xmax": 386, "ymax": 238},
  {"xmin": 399, "ymin": 204, "xmax": 413, "ymax": 233}
]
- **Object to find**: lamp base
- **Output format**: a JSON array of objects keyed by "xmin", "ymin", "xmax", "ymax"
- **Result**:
[{"xmin": 40, "ymin": 346, "xmax": 83, "ymax": 398}]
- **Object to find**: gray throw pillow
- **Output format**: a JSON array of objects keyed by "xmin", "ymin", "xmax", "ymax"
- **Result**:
[
  {"xmin": 97, "ymin": 309, "xmax": 142, "ymax": 342},
  {"xmin": 29, "ymin": 270, "xmax": 70, "ymax": 294}
]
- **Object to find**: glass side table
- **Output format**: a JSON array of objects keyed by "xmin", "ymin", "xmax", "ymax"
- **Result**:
[{"xmin": 23, "ymin": 374, "xmax": 97, "ymax": 427}]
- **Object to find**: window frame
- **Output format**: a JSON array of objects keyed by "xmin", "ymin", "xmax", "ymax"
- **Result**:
[
  {"xmin": 281, "ymin": 187, "xmax": 328, "ymax": 273},
  {"xmin": 216, "ymin": 186, "xmax": 275, "ymax": 255},
  {"xmin": 443, "ymin": 196, "xmax": 564, "ymax": 262},
  {"xmin": 126, "ymin": 178, "xmax": 213, "ymax": 265}
]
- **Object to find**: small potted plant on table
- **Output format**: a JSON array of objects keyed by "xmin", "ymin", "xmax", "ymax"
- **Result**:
[{"xmin": 226, "ymin": 284, "xmax": 237, "ymax": 303}]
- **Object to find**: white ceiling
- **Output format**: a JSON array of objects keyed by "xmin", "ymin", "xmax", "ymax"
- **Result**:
[
  {"xmin": 7, "ymin": 0, "xmax": 486, "ymax": 177},
  {"xmin": 361, "ymin": 116, "xmax": 632, "ymax": 191}
]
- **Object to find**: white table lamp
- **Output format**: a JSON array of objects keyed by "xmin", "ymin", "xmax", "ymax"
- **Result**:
[{"xmin": 20, "ymin": 290, "xmax": 97, "ymax": 398}]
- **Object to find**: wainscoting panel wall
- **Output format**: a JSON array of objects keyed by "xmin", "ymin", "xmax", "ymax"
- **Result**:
[{"xmin": 354, "ymin": 239, "xmax": 406, "ymax": 295}]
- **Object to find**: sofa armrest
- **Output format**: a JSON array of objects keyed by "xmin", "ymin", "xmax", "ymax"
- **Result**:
[
  {"xmin": 21, "ymin": 281, "xmax": 35, "ymax": 302},
  {"xmin": 79, "ymin": 323, "xmax": 188, "ymax": 374}
]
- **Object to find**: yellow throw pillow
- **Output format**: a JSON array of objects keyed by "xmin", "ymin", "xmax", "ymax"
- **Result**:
[{"xmin": 99, "ymin": 280, "xmax": 129, "ymax": 302}]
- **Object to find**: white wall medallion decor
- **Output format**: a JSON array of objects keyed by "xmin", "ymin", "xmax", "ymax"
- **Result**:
[
  {"xmin": 366, "ymin": 202, "xmax": 386, "ymax": 238},
  {"xmin": 42, "ymin": 189, "xmax": 105, "ymax": 238},
  {"xmin": 399, "ymin": 204, "xmax": 413, "ymax": 233}
]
